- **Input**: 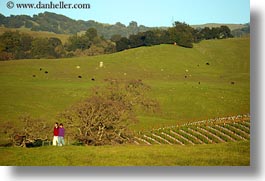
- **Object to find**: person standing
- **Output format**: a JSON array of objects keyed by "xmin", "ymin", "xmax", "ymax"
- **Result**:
[
  {"xmin": 53, "ymin": 122, "xmax": 59, "ymax": 146},
  {"xmin": 58, "ymin": 123, "xmax": 65, "ymax": 146}
]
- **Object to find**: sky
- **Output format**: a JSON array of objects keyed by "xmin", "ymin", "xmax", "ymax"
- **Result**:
[{"xmin": 0, "ymin": 0, "xmax": 250, "ymax": 26}]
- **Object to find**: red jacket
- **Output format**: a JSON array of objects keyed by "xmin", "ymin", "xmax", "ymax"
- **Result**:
[{"xmin": 54, "ymin": 127, "xmax": 59, "ymax": 136}]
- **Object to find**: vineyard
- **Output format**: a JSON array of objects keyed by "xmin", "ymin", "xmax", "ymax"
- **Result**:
[{"xmin": 134, "ymin": 114, "xmax": 250, "ymax": 145}]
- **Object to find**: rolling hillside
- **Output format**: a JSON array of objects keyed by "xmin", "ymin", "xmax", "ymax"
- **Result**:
[{"xmin": 0, "ymin": 37, "xmax": 250, "ymax": 132}]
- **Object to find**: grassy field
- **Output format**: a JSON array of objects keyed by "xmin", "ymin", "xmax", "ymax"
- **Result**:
[
  {"xmin": 0, "ymin": 141, "xmax": 250, "ymax": 166},
  {"xmin": 0, "ymin": 38, "xmax": 250, "ymax": 166},
  {"xmin": 0, "ymin": 37, "xmax": 250, "ymax": 130}
]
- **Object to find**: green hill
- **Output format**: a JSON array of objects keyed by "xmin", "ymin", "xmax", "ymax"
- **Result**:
[
  {"xmin": 0, "ymin": 37, "xmax": 250, "ymax": 131},
  {"xmin": 0, "ymin": 12, "xmax": 152, "ymax": 39}
]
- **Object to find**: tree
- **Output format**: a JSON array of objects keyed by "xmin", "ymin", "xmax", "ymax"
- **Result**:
[
  {"xmin": 110, "ymin": 34, "xmax": 122, "ymax": 42},
  {"xmin": 199, "ymin": 26, "xmax": 233, "ymax": 40},
  {"xmin": 142, "ymin": 31, "xmax": 159, "ymax": 46},
  {"xmin": 0, "ymin": 31, "xmax": 21, "ymax": 53},
  {"xmin": 58, "ymin": 79, "xmax": 159, "ymax": 146},
  {"xmin": 116, "ymin": 37, "xmax": 130, "ymax": 51},
  {"xmin": 156, "ymin": 29, "xmax": 171, "ymax": 44},
  {"xmin": 0, "ymin": 31, "xmax": 33, "ymax": 60},
  {"xmin": 31, "ymin": 38, "xmax": 50, "ymax": 58},
  {"xmin": 85, "ymin": 28, "xmax": 98, "ymax": 41},
  {"xmin": 2, "ymin": 115, "xmax": 51, "ymax": 147},
  {"xmin": 49, "ymin": 37, "xmax": 65, "ymax": 58},
  {"xmin": 129, "ymin": 34, "xmax": 145, "ymax": 48},
  {"xmin": 219, "ymin": 26, "xmax": 233, "ymax": 39},
  {"xmin": 128, "ymin": 21, "xmax": 139, "ymax": 35},
  {"xmin": 31, "ymin": 37, "xmax": 63, "ymax": 58},
  {"xmin": 199, "ymin": 27, "xmax": 212, "ymax": 39},
  {"xmin": 65, "ymin": 34, "xmax": 91, "ymax": 51},
  {"xmin": 169, "ymin": 21, "xmax": 194, "ymax": 48}
]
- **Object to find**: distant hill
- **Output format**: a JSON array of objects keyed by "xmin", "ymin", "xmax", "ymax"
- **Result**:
[
  {"xmin": 0, "ymin": 12, "xmax": 154, "ymax": 39},
  {"xmin": 0, "ymin": 12, "xmax": 249, "ymax": 39}
]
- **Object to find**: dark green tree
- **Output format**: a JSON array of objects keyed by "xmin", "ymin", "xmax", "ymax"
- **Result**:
[
  {"xmin": 65, "ymin": 35, "xmax": 91, "ymax": 51},
  {"xmin": 142, "ymin": 31, "xmax": 159, "ymax": 46},
  {"xmin": 116, "ymin": 37, "xmax": 130, "ymax": 51},
  {"xmin": 169, "ymin": 21, "xmax": 194, "ymax": 48},
  {"xmin": 0, "ymin": 31, "xmax": 33, "ymax": 60},
  {"xmin": 85, "ymin": 28, "xmax": 98, "ymax": 41},
  {"xmin": 219, "ymin": 26, "xmax": 233, "ymax": 39},
  {"xmin": 129, "ymin": 34, "xmax": 145, "ymax": 48},
  {"xmin": 31, "ymin": 38, "xmax": 50, "ymax": 58}
]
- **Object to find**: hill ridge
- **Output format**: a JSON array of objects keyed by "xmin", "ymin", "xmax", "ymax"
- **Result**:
[{"xmin": 0, "ymin": 12, "xmax": 249, "ymax": 39}]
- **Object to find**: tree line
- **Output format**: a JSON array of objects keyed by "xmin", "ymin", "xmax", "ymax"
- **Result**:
[
  {"xmin": 114, "ymin": 22, "xmax": 233, "ymax": 51},
  {"xmin": 0, "ymin": 22, "xmax": 233, "ymax": 60},
  {"xmin": 0, "ymin": 28, "xmax": 115, "ymax": 60}
]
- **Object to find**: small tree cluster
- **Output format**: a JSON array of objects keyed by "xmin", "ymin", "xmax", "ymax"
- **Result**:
[
  {"xmin": 65, "ymin": 28, "xmax": 116, "ymax": 56},
  {"xmin": 114, "ymin": 21, "xmax": 234, "ymax": 51},
  {"xmin": 198, "ymin": 26, "xmax": 233, "ymax": 40},
  {"xmin": 2, "ymin": 115, "xmax": 51, "ymax": 147},
  {"xmin": 59, "ymin": 79, "xmax": 159, "ymax": 146},
  {"xmin": 0, "ymin": 28, "xmax": 115, "ymax": 61},
  {"xmin": 0, "ymin": 31, "xmax": 64, "ymax": 60}
]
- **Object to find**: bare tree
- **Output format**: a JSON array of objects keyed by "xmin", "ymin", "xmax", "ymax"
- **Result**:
[
  {"xmin": 2, "ymin": 115, "xmax": 51, "ymax": 147},
  {"xmin": 59, "ymin": 79, "xmax": 159, "ymax": 146}
]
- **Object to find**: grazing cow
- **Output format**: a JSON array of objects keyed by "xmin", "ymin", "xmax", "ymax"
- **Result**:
[
  {"xmin": 78, "ymin": 75, "xmax": 82, "ymax": 78},
  {"xmin": 184, "ymin": 75, "xmax": 187, "ymax": 78},
  {"xmin": 45, "ymin": 71, "xmax": 48, "ymax": 74},
  {"xmin": 206, "ymin": 62, "xmax": 210, "ymax": 65},
  {"xmin": 198, "ymin": 82, "xmax": 201, "ymax": 85},
  {"xmin": 40, "ymin": 68, "xmax": 42, "ymax": 71},
  {"xmin": 91, "ymin": 78, "xmax": 95, "ymax": 81},
  {"xmin": 32, "ymin": 75, "xmax": 36, "ymax": 77},
  {"xmin": 231, "ymin": 81, "xmax": 235, "ymax": 85}
]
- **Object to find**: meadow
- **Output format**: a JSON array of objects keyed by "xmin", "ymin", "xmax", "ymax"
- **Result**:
[
  {"xmin": 0, "ymin": 37, "xmax": 250, "ymax": 165},
  {"xmin": 0, "ymin": 141, "xmax": 250, "ymax": 166}
]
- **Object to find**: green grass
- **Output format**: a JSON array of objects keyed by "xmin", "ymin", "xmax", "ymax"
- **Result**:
[
  {"xmin": 0, "ymin": 38, "xmax": 250, "ymax": 130},
  {"xmin": 0, "ymin": 141, "xmax": 250, "ymax": 166},
  {"xmin": 0, "ymin": 37, "xmax": 250, "ymax": 166}
]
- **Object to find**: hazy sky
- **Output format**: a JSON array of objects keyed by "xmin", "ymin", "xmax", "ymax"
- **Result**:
[{"xmin": 0, "ymin": 0, "xmax": 250, "ymax": 26}]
